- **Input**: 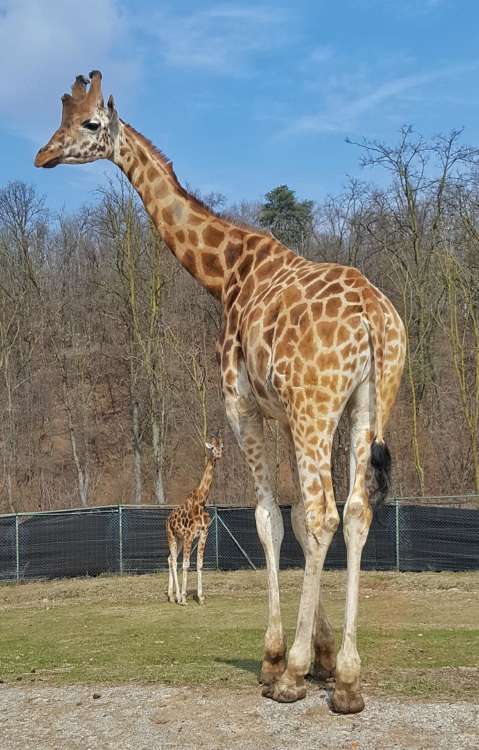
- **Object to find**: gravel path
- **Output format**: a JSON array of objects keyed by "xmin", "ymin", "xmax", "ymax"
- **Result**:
[{"xmin": 1, "ymin": 683, "xmax": 478, "ymax": 750}]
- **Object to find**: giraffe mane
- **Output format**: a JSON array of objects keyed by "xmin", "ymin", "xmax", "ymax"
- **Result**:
[
  {"xmin": 221, "ymin": 211, "xmax": 277, "ymax": 238},
  {"xmin": 121, "ymin": 121, "xmax": 173, "ymax": 169},
  {"xmin": 122, "ymin": 121, "xmax": 274, "ymax": 240}
]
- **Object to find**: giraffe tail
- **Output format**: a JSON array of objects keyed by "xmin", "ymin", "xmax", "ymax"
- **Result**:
[
  {"xmin": 363, "ymin": 292, "xmax": 392, "ymax": 508},
  {"xmin": 370, "ymin": 440, "xmax": 391, "ymax": 508}
]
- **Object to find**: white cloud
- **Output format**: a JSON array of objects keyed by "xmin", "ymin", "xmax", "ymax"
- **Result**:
[
  {"xmin": 286, "ymin": 62, "xmax": 479, "ymax": 136},
  {"xmin": 353, "ymin": 0, "xmax": 448, "ymax": 15},
  {"xmin": 0, "ymin": 0, "xmax": 293, "ymax": 146},
  {"xmin": 401, "ymin": 0, "xmax": 448, "ymax": 10},
  {"xmin": 0, "ymin": 0, "xmax": 142, "ymax": 142},
  {"xmin": 144, "ymin": 4, "xmax": 291, "ymax": 73},
  {"xmin": 310, "ymin": 46, "xmax": 334, "ymax": 65}
]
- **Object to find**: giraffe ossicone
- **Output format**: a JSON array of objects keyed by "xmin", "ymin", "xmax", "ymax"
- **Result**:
[{"xmin": 35, "ymin": 71, "xmax": 406, "ymax": 715}]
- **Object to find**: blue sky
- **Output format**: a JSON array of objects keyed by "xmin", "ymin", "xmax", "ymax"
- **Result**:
[{"xmin": 1, "ymin": 0, "xmax": 478, "ymax": 213}]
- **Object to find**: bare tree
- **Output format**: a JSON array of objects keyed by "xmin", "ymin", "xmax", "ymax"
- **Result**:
[
  {"xmin": 347, "ymin": 126, "xmax": 479, "ymax": 493},
  {"xmin": 0, "ymin": 182, "xmax": 47, "ymax": 511}
]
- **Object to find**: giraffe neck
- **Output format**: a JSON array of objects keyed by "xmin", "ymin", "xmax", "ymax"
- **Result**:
[
  {"xmin": 196, "ymin": 457, "xmax": 215, "ymax": 504},
  {"xmin": 113, "ymin": 122, "xmax": 276, "ymax": 301}
]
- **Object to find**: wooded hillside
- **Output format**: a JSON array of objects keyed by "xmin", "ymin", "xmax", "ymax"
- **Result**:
[{"xmin": 1, "ymin": 128, "xmax": 478, "ymax": 512}]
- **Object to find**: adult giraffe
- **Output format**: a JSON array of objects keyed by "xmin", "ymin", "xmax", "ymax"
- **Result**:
[{"xmin": 35, "ymin": 71, "xmax": 406, "ymax": 714}]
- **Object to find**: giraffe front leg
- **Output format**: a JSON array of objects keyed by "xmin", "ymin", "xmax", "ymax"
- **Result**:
[
  {"xmin": 167, "ymin": 528, "xmax": 181, "ymax": 604},
  {"xmin": 172, "ymin": 551, "xmax": 182, "ymax": 603},
  {"xmin": 167, "ymin": 551, "xmax": 175, "ymax": 603},
  {"xmin": 224, "ymin": 384, "xmax": 286, "ymax": 689},
  {"xmin": 180, "ymin": 538, "xmax": 192, "ymax": 605}
]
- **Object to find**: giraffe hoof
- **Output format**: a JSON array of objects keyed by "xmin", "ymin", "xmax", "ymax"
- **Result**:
[
  {"xmin": 330, "ymin": 687, "xmax": 365, "ymax": 714},
  {"xmin": 259, "ymin": 637, "xmax": 287, "ymax": 687},
  {"xmin": 307, "ymin": 663, "xmax": 336, "ymax": 682},
  {"xmin": 264, "ymin": 675, "xmax": 307, "ymax": 703},
  {"xmin": 167, "ymin": 596, "xmax": 175, "ymax": 604},
  {"xmin": 197, "ymin": 596, "xmax": 205, "ymax": 605},
  {"xmin": 261, "ymin": 682, "xmax": 275, "ymax": 698},
  {"xmin": 259, "ymin": 658, "xmax": 286, "ymax": 687}
]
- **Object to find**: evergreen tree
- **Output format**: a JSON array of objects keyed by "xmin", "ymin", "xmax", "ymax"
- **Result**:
[{"xmin": 258, "ymin": 184, "xmax": 314, "ymax": 252}]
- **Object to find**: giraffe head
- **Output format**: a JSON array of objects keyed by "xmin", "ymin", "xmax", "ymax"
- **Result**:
[
  {"xmin": 205, "ymin": 435, "xmax": 224, "ymax": 461},
  {"xmin": 34, "ymin": 70, "xmax": 119, "ymax": 169}
]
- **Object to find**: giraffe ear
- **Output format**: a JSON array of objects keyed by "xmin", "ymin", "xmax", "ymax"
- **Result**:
[
  {"xmin": 205, "ymin": 442, "xmax": 213, "ymax": 450},
  {"xmin": 107, "ymin": 94, "xmax": 119, "ymax": 137},
  {"xmin": 107, "ymin": 95, "xmax": 118, "ymax": 121}
]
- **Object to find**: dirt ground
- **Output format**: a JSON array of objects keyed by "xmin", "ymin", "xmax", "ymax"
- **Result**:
[
  {"xmin": 1, "ymin": 682, "xmax": 478, "ymax": 750},
  {"xmin": 1, "ymin": 570, "xmax": 478, "ymax": 749}
]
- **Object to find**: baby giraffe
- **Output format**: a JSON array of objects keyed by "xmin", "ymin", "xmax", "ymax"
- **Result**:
[{"xmin": 167, "ymin": 435, "xmax": 223, "ymax": 605}]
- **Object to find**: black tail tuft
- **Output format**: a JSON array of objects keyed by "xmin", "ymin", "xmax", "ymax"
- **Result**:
[{"xmin": 370, "ymin": 439, "xmax": 392, "ymax": 510}]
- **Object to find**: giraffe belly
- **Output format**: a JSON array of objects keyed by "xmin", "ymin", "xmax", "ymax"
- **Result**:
[
  {"xmin": 253, "ymin": 384, "xmax": 289, "ymax": 423},
  {"xmin": 245, "ymin": 305, "xmax": 372, "ymax": 425},
  {"xmin": 240, "ymin": 277, "xmax": 372, "ymax": 423},
  {"xmin": 237, "ymin": 353, "xmax": 288, "ymax": 422}
]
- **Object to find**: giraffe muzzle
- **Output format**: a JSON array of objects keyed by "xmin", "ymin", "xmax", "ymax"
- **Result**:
[{"xmin": 34, "ymin": 147, "xmax": 62, "ymax": 169}]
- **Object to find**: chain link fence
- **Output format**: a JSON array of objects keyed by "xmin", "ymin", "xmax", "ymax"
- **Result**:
[{"xmin": 0, "ymin": 497, "xmax": 478, "ymax": 582}]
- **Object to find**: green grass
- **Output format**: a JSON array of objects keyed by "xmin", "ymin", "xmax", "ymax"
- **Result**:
[{"xmin": 0, "ymin": 570, "xmax": 478, "ymax": 699}]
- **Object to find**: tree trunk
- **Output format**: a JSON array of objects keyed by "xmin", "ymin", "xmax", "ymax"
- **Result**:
[
  {"xmin": 66, "ymin": 412, "xmax": 89, "ymax": 507},
  {"xmin": 152, "ymin": 416, "xmax": 165, "ymax": 504},
  {"xmin": 131, "ymin": 399, "xmax": 142, "ymax": 504}
]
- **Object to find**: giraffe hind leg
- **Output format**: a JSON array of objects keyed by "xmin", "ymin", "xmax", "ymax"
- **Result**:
[
  {"xmin": 267, "ymin": 400, "xmax": 339, "ymax": 704},
  {"xmin": 286, "ymin": 428, "xmax": 337, "ymax": 682},
  {"xmin": 332, "ymin": 375, "xmax": 374, "ymax": 714},
  {"xmin": 196, "ymin": 528, "xmax": 208, "ymax": 604},
  {"xmin": 291, "ymin": 502, "xmax": 336, "ymax": 682}
]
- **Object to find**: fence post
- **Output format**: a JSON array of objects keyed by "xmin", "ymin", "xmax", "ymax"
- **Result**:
[
  {"xmin": 395, "ymin": 499, "xmax": 400, "ymax": 572},
  {"xmin": 15, "ymin": 514, "xmax": 20, "ymax": 582},
  {"xmin": 214, "ymin": 507, "xmax": 219, "ymax": 571},
  {"xmin": 118, "ymin": 506, "xmax": 123, "ymax": 576}
]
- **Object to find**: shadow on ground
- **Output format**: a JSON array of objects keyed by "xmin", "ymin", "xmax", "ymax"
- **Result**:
[{"xmin": 215, "ymin": 658, "xmax": 260, "ymax": 677}]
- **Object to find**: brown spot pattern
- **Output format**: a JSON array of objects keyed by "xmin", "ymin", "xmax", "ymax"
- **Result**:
[
  {"xmin": 202, "ymin": 252, "xmax": 223, "ymax": 278},
  {"xmin": 203, "ymin": 225, "xmax": 225, "ymax": 248}
]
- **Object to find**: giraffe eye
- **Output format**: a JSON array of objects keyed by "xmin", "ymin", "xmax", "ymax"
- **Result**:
[{"xmin": 82, "ymin": 120, "xmax": 100, "ymax": 132}]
